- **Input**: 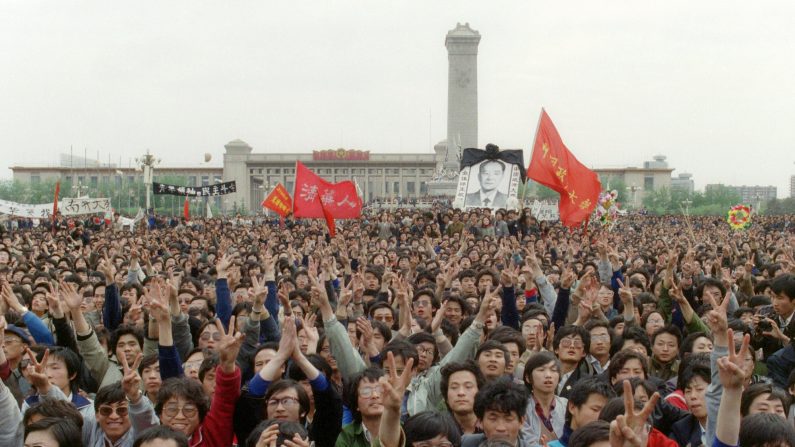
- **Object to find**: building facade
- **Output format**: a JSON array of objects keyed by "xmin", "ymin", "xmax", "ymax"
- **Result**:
[
  {"xmin": 222, "ymin": 140, "xmax": 440, "ymax": 212},
  {"xmin": 705, "ymin": 184, "xmax": 777, "ymax": 205},
  {"xmin": 671, "ymin": 173, "xmax": 695, "ymax": 194},
  {"xmin": 594, "ymin": 155, "xmax": 675, "ymax": 208},
  {"xmin": 790, "ymin": 175, "xmax": 795, "ymax": 198}
]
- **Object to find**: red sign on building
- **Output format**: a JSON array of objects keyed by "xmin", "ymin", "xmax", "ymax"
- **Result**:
[{"xmin": 312, "ymin": 149, "xmax": 370, "ymax": 161}]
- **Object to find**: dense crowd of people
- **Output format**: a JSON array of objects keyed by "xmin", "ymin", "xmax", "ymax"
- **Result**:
[{"xmin": 0, "ymin": 205, "xmax": 794, "ymax": 447}]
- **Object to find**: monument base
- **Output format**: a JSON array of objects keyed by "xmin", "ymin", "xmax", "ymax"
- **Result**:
[{"xmin": 427, "ymin": 179, "xmax": 459, "ymax": 197}]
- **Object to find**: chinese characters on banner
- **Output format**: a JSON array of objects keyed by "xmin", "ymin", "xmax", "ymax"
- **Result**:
[
  {"xmin": 527, "ymin": 109, "xmax": 601, "ymax": 227},
  {"xmin": 0, "ymin": 198, "xmax": 111, "ymax": 219},
  {"xmin": 292, "ymin": 162, "xmax": 362, "ymax": 219},
  {"xmin": 152, "ymin": 181, "xmax": 237, "ymax": 197},
  {"xmin": 261, "ymin": 183, "xmax": 293, "ymax": 218}
]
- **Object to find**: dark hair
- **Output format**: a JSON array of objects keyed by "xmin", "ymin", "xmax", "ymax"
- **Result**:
[
  {"xmin": 697, "ymin": 278, "xmax": 727, "ymax": 301},
  {"xmin": 23, "ymin": 397, "xmax": 83, "ymax": 429},
  {"xmin": 553, "ymin": 325, "xmax": 591, "ymax": 355},
  {"xmin": 245, "ymin": 419, "xmax": 308, "ymax": 447},
  {"xmin": 610, "ymin": 326, "xmax": 651, "ymax": 356},
  {"xmin": 288, "ymin": 354, "xmax": 332, "ymax": 383},
  {"xmin": 94, "ymin": 383, "xmax": 127, "ymax": 410},
  {"xmin": 651, "ymin": 325, "xmax": 682, "ymax": 350},
  {"xmin": 370, "ymin": 319, "xmax": 392, "ymax": 343},
  {"xmin": 404, "ymin": 411, "xmax": 462, "ymax": 447},
  {"xmin": 139, "ymin": 353, "xmax": 159, "ymax": 375},
  {"xmin": 771, "ymin": 274, "xmax": 795, "ymax": 301},
  {"xmin": 407, "ymin": 332, "xmax": 439, "ymax": 366},
  {"xmin": 24, "ymin": 417, "xmax": 83, "ymax": 447},
  {"xmin": 440, "ymin": 361, "xmax": 486, "ymax": 408},
  {"xmin": 680, "ymin": 332, "xmax": 713, "ymax": 356},
  {"xmin": 473, "ymin": 377, "xmax": 529, "ymax": 420},
  {"xmin": 109, "ymin": 324, "xmax": 144, "ymax": 358},
  {"xmin": 739, "ymin": 413, "xmax": 795, "ymax": 447},
  {"xmin": 676, "ymin": 355, "xmax": 711, "ymax": 392},
  {"xmin": 368, "ymin": 302, "xmax": 397, "ymax": 329},
  {"xmin": 198, "ymin": 353, "xmax": 220, "ymax": 383},
  {"xmin": 343, "ymin": 368, "xmax": 384, "ymax": 423},
  {"xmin": 488, "ymin": 326, "xmax": 527, "ymax": 356},
  {"xmin": 522, "ymin": 351, "xmax": 561, "ymax": 392},
  {"xmin": 41, "ymin": 347, "xmax": 82, "ymax": 393},
  {"xmin": 608, "ymin": 350, "xmax": 648, "ymax": 383},
  {"xmin": 568, "ymin": 377, "xmax": 617, "ymax": 410},
  {"xmin": 598, "ymin": 397, "xmax": 643, "ymax": 422},
  {"xmin": 740, "ymin": 383, "xmax": 791, "ymax": 417},
  {"xmin": 381, "ymin": 340, "xmax": 419, "ymax": 370},
  {"xmin": 133, "ymin": 425, "xmax": 190, "ymax": 447},
  {"xmin": 156, "ymin": 377, "xmax": 211, "ymax": 422},
  {"xmin": 612, "ymin": 377, "xmax": 655, "ymax": 400},
  {"xmin": 263, "ymin": 379, "xmax": 311, "ymax": 423},
  {"xmin": 251, "ymin": 342, "xmax": 281, "ymax": 371},
  {"xmin": 476, "ymin": 340, "xmax": 511, "ymax": 371},
  {"xmin": 569, "ymin": 420, "xmax": 610, "ymax": 447}
]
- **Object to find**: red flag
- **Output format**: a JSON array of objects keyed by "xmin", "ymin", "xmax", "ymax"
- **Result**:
[
  {"xmin": 183, "ymin": 198, "xmax": 190, "ymax": 221},
  {"xmin": 527, "ymin": 109, "xmax": 601, "ymax": 227},
  {"xmin": 261, "ymin": 183, "xmax": 293, "ymax": 218},
  {"xmin": 293, "ymin": 162, "xmax": 362, "ymax": 218},
  {"xmin": 52, "ymin": 182, "xmax": 60, "ymax": 235},
  {"xmin": 292, "ymin": 162, "xmax": 362, "ymax": 236}
]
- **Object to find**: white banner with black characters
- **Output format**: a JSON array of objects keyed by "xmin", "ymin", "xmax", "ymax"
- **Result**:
[
  {"xmin": 153, "ymin": 181, "xmax": 237, "ymax": 197},
  {"xmin": 530, "ymin": 200, "xmax": 560, "ymax": 221},
  {"xmin": 0, "ymin": 197, "xmax": 111, "ymax": 219}
]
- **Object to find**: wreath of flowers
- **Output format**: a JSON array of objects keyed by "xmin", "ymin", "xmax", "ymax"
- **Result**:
[
  {"xmin": 595, "ymin": 190, "xmax": 621, "ymax": 229},
  {"xmin": 727, "ymin": 204, "xmax": 752, "ymax": 230}
]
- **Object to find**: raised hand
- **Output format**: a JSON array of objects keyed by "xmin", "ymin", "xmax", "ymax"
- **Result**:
[
  {"xmin": 704, "ymin": 288, "xmax": 731, "ymax": 345},
  {"xmin": 146, "ymin": 278, "xmax": 170, "ymax": 323},
  {"xmin": 609, "ymin": 379, "xmax": 660, "ymax": 447},
  {"xmin": 379, "ymin": 351, "xmax": 415, "ymax": 412},
  {"xmin": 301, "ymin": 313, "xmax": 319, "ymax": 353},
  {"xmin": 58, "ymin": 280, "xmax": 83, "ymax": 312},
  {"xmin": 216, "ymin": 316, "xmax": 245, "ymax": 373},
  {"xmin": 616, "ymin": 279, "xmax": 633, "ymax": 306},
  {"xmin": 431, "ymin": 300, "xmax": 449, "ymax": 334},
  {"xmin": 98, "ymin": 257, "xmax": 117, "ymax": 285},
  {"xmin": 475, "ymin": 285, "xmax": 501, "ymax": 324},
  {"xmin": 216, "ymin": 254, "xmax": 231, "ymax": 278},
  {"xmin": 718, "ymin": 329, "xmax": 751, "ymax": 390},
  {"xmin": 45, "ymin": 290, "xmax": 64, "ymax": 319},
  {"xmin": 120, "ymin": 353, "xmax": 144, "ymax": 403},
  {"xmin": 25, "ymin": 347, "xmax": 51, "ymax": 394},
  {"xmin": 249, "ymin": 275, "xmax": 268, "ymax": 307}
]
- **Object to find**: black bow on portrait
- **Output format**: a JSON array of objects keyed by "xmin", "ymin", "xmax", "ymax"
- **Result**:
[{"xmin": 459, "ymin": 143, "xmax": 526, "ymax": 181}]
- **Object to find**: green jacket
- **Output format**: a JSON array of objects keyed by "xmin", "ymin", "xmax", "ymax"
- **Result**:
[
  {"xmin": 335, "ymin": 422, "xmax": 371, "ymax": 447},
  {"xmin": 323, "ymin": 316, "xmax": 484, "ymax": 416}
]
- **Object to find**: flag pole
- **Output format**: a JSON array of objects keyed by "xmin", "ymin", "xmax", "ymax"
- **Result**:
[{"xmin": 523, "ymin": 108, "xmax": 546, "ymax": 208}]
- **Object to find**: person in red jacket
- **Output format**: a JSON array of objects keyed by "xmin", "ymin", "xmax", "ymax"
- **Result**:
[{"xmin": 154, "ymin": 317, "xmax": 244, "ymax": 447}]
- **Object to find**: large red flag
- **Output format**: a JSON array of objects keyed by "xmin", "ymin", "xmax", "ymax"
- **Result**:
[
  {"xmin": 527, "ymin": 109, "xmax": 601, "ymax": 227},
  {"xmin": 293, "ymin": 162, "xmax": 362, "ymax": 235},
  {"xmin": 183, "ymin": 198, "xmax": 190, "ymax": 221},
  {"xmin": 261, "ymin": 183, "xmax": 293, "ymax": 218}
]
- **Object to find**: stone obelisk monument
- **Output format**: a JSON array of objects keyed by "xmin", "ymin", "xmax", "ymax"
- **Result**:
[{"xmin": 429, "ymin": 23, "xmax": 481, "ymax": 196}]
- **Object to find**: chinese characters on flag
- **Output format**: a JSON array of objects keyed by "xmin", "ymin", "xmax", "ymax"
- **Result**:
[
  {"xmin": 527, "ymin": 109, "xmax": 602, "ymax": 227},
  {"xmin": 261, "ymin": 183, "xmax": 293, "ymax": 218},
  {"xmin": 292, "ymin": 161, "xmax": 363, "ymax": 236}
]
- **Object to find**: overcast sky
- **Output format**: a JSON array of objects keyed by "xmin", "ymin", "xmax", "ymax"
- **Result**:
[{"xmin": 2, "ymin": 1, "xmax": 794, "ymax": 196}]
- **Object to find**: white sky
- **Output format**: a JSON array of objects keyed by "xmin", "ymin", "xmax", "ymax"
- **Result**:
[{"xmin": 1, "ymin": 1, "xmax": 794, "ymax": 196}]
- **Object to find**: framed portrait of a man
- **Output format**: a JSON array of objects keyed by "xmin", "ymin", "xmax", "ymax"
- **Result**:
[{"xmin": 454, "ymin": 159, "xmax": 521, "ymax": 210}]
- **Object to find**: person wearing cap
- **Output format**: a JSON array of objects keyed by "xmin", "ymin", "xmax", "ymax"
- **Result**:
[{"xmin": 0, "ymin": 322, "xmax": 34, "ymax": 406}]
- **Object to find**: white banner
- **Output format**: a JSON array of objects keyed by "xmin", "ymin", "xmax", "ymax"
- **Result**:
[
  {"xmin": 0, "ymin": 197, "xmax": 111, "ymax": 218},
  {"xmin": 530, "ymin": 200, "xmax": 559, "ymax": 221}
]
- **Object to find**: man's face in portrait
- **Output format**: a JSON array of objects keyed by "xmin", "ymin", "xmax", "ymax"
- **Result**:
[{"xmin": 478, "ymin": 161, "xmax": 505, "ymax": 193}]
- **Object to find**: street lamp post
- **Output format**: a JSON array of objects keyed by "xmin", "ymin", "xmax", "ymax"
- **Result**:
[
  {"xmin": 135, "ymin": 150, "xmax": 160, "ymax": 212},
  {"xmin": 626, "ymin": 184, "xmax": 640, "ymax": 209}
]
